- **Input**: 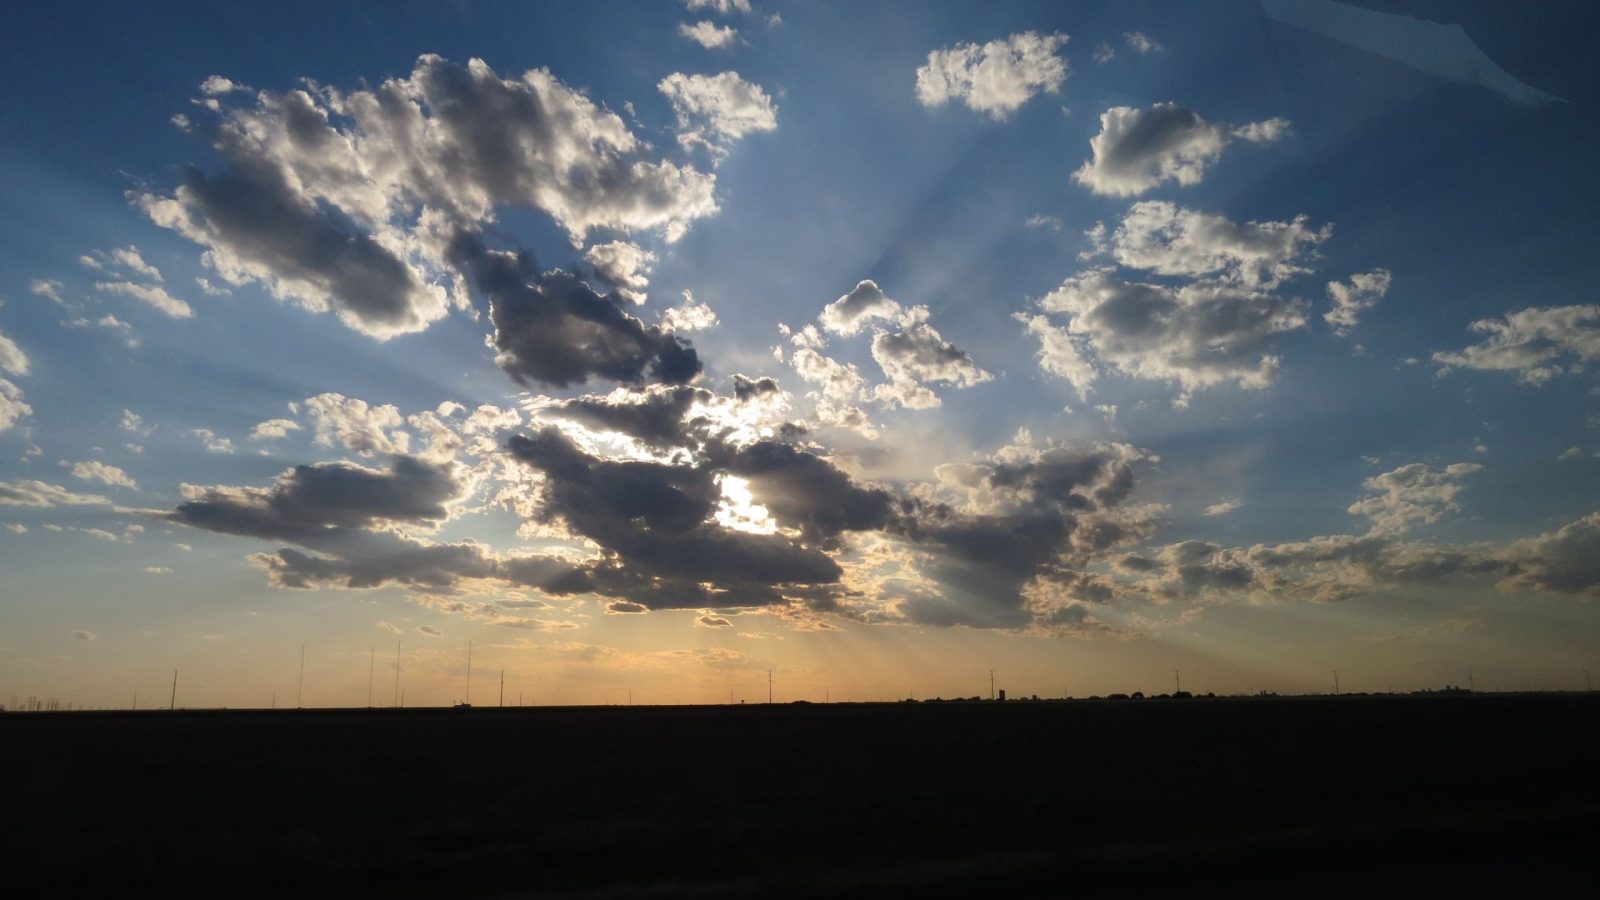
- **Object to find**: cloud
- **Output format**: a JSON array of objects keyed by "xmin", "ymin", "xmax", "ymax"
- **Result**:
[
  {"xmin": 121, "ymin": 410, "xmax": 155, "ymax": 436},
  {"xmin": 145, "ymin": 566, "xmax": 172, "ymax": 574},
  {"xmin": 167, "ymin": 455, "xmax": 461, "ymax": 541},
  {"xmin": 1499, "ymin": 513, "xmax": 1600, "ymax": 597},
  {"xmin": 142, "ymin": 55, "xmax": 721, "ymax": 340},
  {"xmin": 195, "ymin": 277, "xmax": 230, "ymax": 296},
  {"xmin": 450, "ymin": 232, "xmax": 701, "ymax": 389},
  {"xmin": 893, "ymin": 438, "xmax": 1155, "ymax": 628},
  {"xmin": 94, "ymin": 281, "xmax": 193, "ymax": 318},
  {"xmin": 506, "ymin": 427, "xmax": 844, "ymax": 609},
  {"xmin": 869, "ymin": 319, "xmax": 992, "ymax": 410},
  {"xmin": 190, "ymin": 428, "xmax": 236, "ymax": 454},
  {"xmin": 1023, "ymin": 268, "xmax": 1309, "ymax": 401},
  {"xmin": 67, "ymin": 461, "xmax": 137, "ymax": 489},
  {"xmin": 29, "ymin": 279, "xmax": 64, "ymax": 304},
  {"xmin": 1232, "ymin": 117, "xmax": 1293, "ymax": 143},
  {"xmin": 915, "ymin": 31, "xmax": 1069, "ymax": 119},
  {"xmin": 1096, "ymin": 201, "xmax": 1330, "ymax": 289},
  {"xmin": 377, "ymin": 621, "xmax": 402, "ymax": 634},
  {"xmin": 679, "ymin": 21, "xmax": 738, "ymax": 48},
  {"xmin": 1124, "ymin": 31, "xmax": 1162, "ymax": 54},
  {"xmin": 250, "ymin": 418, "xmax": 303, "ymax": 441},
  {"xmin": 658, "ymin": 71, "xmax": 778, "ymax": 154},
  {"xmin": 71, "ymin": 630, "xmax": 96, "ymax": 641},
  {"xmin": 1203, "ymin": 499, "xmax": 1242, "ymax": 516},
  {"xmin": 1432, "ymin": 305, "xmax": 1600, "ymax": 384},
  {"xmin": 416, "ymin": 625, "xmax": 443, "ymax": 637},
  {"xmin": 1094, "ymin": 201, "xmax": 1331, "ymax": 288},
  {"xmin": 1073, "ymin": 103, "xmax": 1289, "ymax": 196},
  {"xmin": 1093, "ymin": 43, "xmax": 1116, "ymax": 64},
  {"xmin": 685, "ymin": 0, "xmax": 750, "ymax": 12},
  {"xmin": 1015, "ymin": 314, "xmax": 1096, "ymax": 400},
  {"xmin": 583, "ymin": 241, "xmax": 656, "ymax": 304},
  {"xmin": 252, "ymin": 539, "xmax": 504, "ymax": 592},
  {"xmin": 696, "ymin": 614, "xmax": 734, "ymax": 627},
  {"xmin": 1325, "ymin": 269, "xmax": 1392, "ymax": 334},
  {"xmin": 200, "ymin": 75, "xmax": 242, "ymax": 95},
  {"xmin": 304, "ymin": 393, "xmax": 410, "ymax": 456},
  {"xmin": 1025, "ymin": 214, "xmax": 1064, "ymax": 232},
  {"xmin": 137, "ymin": 167, "xmax": 437, "ymax": 336},
  {"xmin": 660, "ymin": 291, "xmax": 719, "ymax": 332},
  {"xmin": 546, "ymin": 384, "xmax": 712, "ymax": 451},
  {"xmin": 0, "ymin": 328, "xmax": 28, "ymax": 376},
  {"xmin": 819, "ymin": 280, "xmax": 903, "ymax": 336},
  {"xmin": 110, "ymin": 246, "xmax": 163, "ymax": 282},
  {"xmin": 1347, "ymin": 462, "xmax": 1481, "ymax": 535},
  {"xmin": 0, "ymin": 480, "xmax": 109, "ymax": 507}
]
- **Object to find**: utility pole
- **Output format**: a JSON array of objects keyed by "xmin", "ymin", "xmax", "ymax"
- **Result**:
[
  {"xmin": 465, "ymin": 640, "xmax": 472, "ymax": 705},
  {"xmin": 169, "ymin": 669, "xmax": 178, "ymax": 710},
  {"xmin": 1468, "ymin": 670, "xmax": 1475, "ymax": 692},
  {"xmin": 1333, "ymin": 670, "xmax": 1340, "ymax": 695},
  {"xmin": 500, "ymin": 669, "xmax": 505, "ymax": 707},
  {"xmin": 768, "ymin": 670, "xmax": 773, "ymax": 704},
  {"xmin": 368, "ymin": 646, "xmax": 375, "ymax": 708},
  {"xmin": 1175, "ymin": 669, "xmax": 1181, "ymax": 694},
  {"xmin": 989, "ymin": 668, "xmax": 995, "ymax": 701},
  {"xmin": 393, "ymin": 638, "xmax": 401, "ymax": 707},
  {"xmin": 297, "ymin": 644, "xmax": 305, "ymax": 708}
]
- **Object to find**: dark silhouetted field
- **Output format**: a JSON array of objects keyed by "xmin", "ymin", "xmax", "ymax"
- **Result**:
[{"xmin": 4, "ymin": 694, "xmax": 1598, "ymax": 897}]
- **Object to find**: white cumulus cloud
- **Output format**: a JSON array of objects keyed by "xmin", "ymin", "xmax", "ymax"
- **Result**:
[{"xmin": 916, "ymin": 31, "xmax": 1068, "ymax": 119}]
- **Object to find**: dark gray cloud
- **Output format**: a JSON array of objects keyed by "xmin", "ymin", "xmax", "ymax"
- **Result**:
[
  {"xmin": 1501, "ymin": 513, "xmax": 1600, "ymax": 597},
  {"xmin": 141, "ymin": 55, "xmax": 720, "ymax": 340},
  {"xmin": 714, "ymin": 439, "xmax": 898, "ymax": 548},
  {"xmin": 732, "ymin": 374, "xmax": 780, "ymax": 403},
  {"xmin": 254, "ymin": 538, "xmax": 500, "ymax": 590},
  {"xmin": 507, "ymin": 427, "xmax": 843, "ymax": 609},
  {"xmin": 450, "ymin": 231, "xmax": 702, "ymax": 388},
  {"xmin": 167, "ymin": 455, "xmax": 460, "ymax": 542},
  {"xmin": 549, "ymin": 385, "xmax": 712, "ymax": 450},
  {"xmin": 891, "ymin": 442, "xmax": 1153, "ymax": 628},
  {"xmin": 139, "ymin": 163, "xmax": 447, "ymax": 339}
]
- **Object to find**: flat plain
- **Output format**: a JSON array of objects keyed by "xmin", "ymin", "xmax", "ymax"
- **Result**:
[{"xmin": 4, "ymin": 694, "xmax": 1597, "ymax": 897}]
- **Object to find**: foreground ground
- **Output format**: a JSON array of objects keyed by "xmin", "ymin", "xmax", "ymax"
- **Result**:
[{"xmin": 3, "ymin": 694, "xmax": 1598, "ymax": 896}]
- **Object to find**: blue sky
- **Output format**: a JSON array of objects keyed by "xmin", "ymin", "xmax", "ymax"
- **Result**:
[{"xmin": 2, "ymin": 1, "xmax": 1598, "ymax": 707}]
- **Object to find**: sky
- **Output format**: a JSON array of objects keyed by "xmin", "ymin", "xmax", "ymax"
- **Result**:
[{"xmin": 2, "ymin": 0, "xmax": 1598, "ymax": 709}]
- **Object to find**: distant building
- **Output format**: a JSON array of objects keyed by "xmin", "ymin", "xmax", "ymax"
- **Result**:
[{"xmin": 997, "ymin": 689, "xmax": 1006, "ymax": 701}]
